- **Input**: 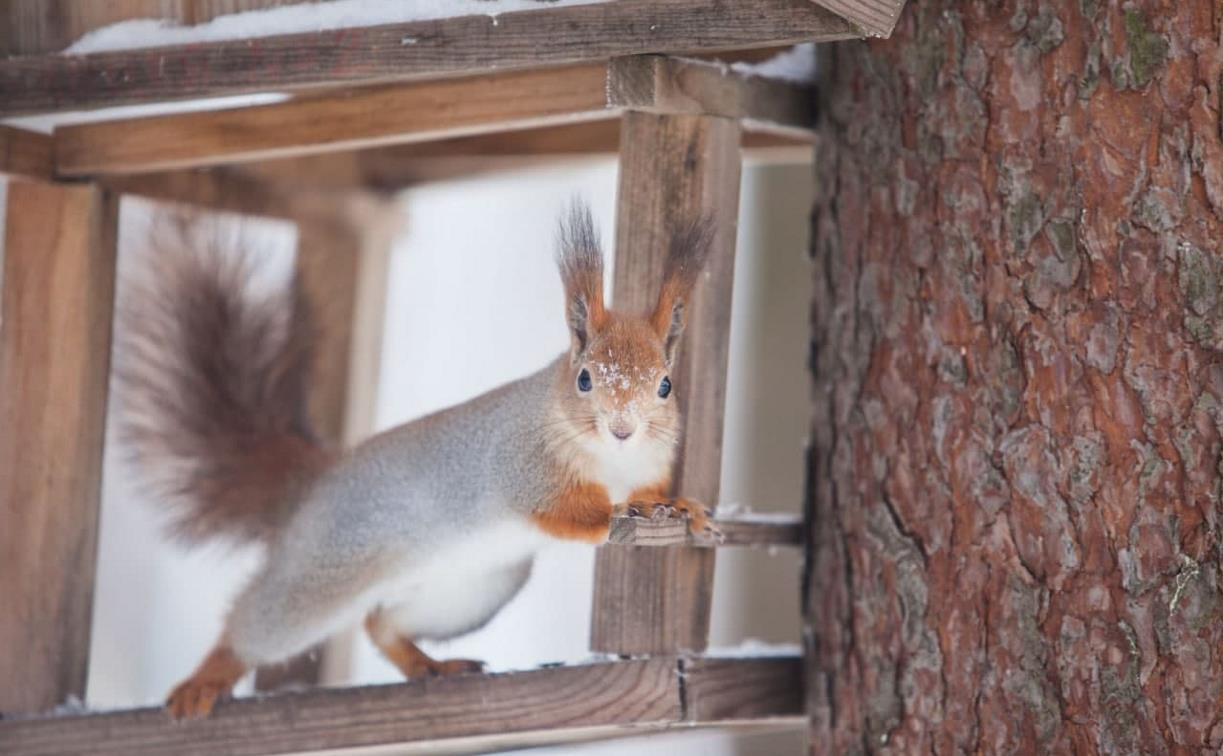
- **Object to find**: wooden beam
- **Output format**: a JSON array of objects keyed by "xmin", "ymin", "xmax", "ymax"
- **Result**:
[
  {"xmin": 54, "ymin": 55, "xmax": 813, "ymax": 178},
  {"xmin": 0, "ymin": 657, "xmax": 802, "ymax": 755},
  {"xmin": 56, "ymin": 64, "xmax": 614, "ymax": 176},
  {"xmin": 99, "ymin": 167, "xmax": 389, "ymax": 223},
  {"xmin": 608, "ymin": 56, "xmax": 816, "ymax": 136},
  {"xmin": 0, "ymin": 182, "xmax": 119, "ymax": 714},
  {"xmin": 0, "ymin": 0, "xmax": 856, "ymax": 117},
  {"xmin": 608, "ymin": 514, "xmax": 803, "ymax": 548},
  {"xmin": 0, "ymin": 125, "xmax": 53, "ymax": 180},
  {"xmin": 591, "ymin": 111, "xmax": 742, "ymax": 656},
  {"xmin": 207, "ymin": 114, "xmax": 808, "ymax": 194},
  {"xmin": 809, "ymin": 0, "xmax": 907, "ymax": 38}
]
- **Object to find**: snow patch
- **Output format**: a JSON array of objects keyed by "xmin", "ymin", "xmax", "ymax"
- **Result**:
[
  {"xmin": 704, "ymin": 638, "xmax": 803, "ymax": 658},
  {"xmin": 65, "ymin": 0, "xmax": 610, "ymax": 55},
  {"xmin": 731, "ymin": 43, "xmax": 818, "ymax": 84}
]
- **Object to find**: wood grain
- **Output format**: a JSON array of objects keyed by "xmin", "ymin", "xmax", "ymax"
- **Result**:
[
  {"xmin": 591, "ymin": 111, "xmax": 742, "ymax": 655},
  {"xmin": 608, "ymin": 56, "xmax": 816, "ymax": 136},
  {"xmin": 0, "ymin": 125, "xmax": 53, "ymax": 180},
  {"xmin": 56, "ymin": 64, "xmax": 613, "ymax": 176},
  {"xmin": 608, "ymin": 515, "xmax": 803, "ymax": 548},
  {"xmin": 809, "ymin": 0, "xmax": 908, "ymax": 38},
  {"xmin": 0, "ymin": 182, "xmax": 119, "ymax": 714},
  {"xmin": 0, "ymin": 659, "xmax": 679, "ymax": 755},
  {"xmin": 0, "ymin": 0, "xmax": 856, "ymax": 116},
  {"xmin": 682, "ymin": 657, "xmax": 803, "ymax": 723},
  {"xmin": 0, "ymin": 656, "xmax": 802, "ymax": 754},
  {"xmin": 202, "ymin": 122, "xmax": 804, "ymax": 194}
]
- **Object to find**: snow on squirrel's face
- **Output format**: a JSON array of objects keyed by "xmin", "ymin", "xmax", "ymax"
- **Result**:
[{"xmin": 556, "ymin": 315, "xmax": 680, "ymax": 454}]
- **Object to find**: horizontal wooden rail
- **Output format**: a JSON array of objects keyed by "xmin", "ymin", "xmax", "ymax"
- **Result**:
[
  {"xmin": 54, "ymin": 55, "xmax": 817, "ymax": 178},
  {"xmin": 609, "ymin": 514, "xmax": 803, "ymax": 548},
  {"xmin": 0, "ymin": 656, "xmax": 802, "ymax": 756},
  {"xmin": 0, "ymin": 0, "xmax": 853, "ymax": 117}
]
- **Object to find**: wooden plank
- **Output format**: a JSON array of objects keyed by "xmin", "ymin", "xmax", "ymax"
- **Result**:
[
  {"xmin": 591, "ymin": 111, "xmax": 742, "ymax": 656},
  {"xmin": 0, "ymin": 656, "xmax": 801, "ymax": 755},
  {"xmin": 608, "ymin": 514, "xmax": 803, "ymax": 548},
  {"xmin": 56, "ymin": 64, "xmax": 614, "ymax": 176},
  {"xmin": 0, "ymin": 1, "xmax": 185, "ymax": 56},
  {"xmin": 0, "ymin": 0, "xmax": 856, "ymax": 117},
  {"xmin": 0, "ymin": 182, "xmax": 119, "ymax": 714},
  {"xmin": 100, "ymin": 167, "xmax": 388, "ymax": 224},
  {"xmin": 809, "ymin": 0, "xmax": 907, "ymax": 38},
  {"xmin": 682, "ymin": 657, "xmax": 803, "ymax": 723},
  {"xmin": 0, "ymin": 659, "xmax": 680, "ymax": 755},
  {"xmin": 0, "ymin": 125, "xmax": 53, "ymax": 180},
  {"xmin": 609, "ymin": 56, "xmax": 816, "ymax": 136},
  {"xmin": 224, "ymin": 122, "xmax": 805, "ymax": 193}
]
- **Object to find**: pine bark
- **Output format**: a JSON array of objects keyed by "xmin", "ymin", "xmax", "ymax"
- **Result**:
[{"xmin": 806, "ymin": 1, "xmax": 1223, "ymax": 752}]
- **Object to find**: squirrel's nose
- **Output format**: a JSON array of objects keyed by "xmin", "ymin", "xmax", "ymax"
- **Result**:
[{"xmin": 609, "ymin": 420, "xmax": 636, "ymax": 440}]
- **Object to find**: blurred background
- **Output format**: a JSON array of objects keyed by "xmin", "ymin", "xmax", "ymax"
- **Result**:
[{"xmin": 0, "ymin": 151, "xmax": 813, "ymax": 753}]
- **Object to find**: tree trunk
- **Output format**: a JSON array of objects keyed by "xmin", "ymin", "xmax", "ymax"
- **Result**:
[{"xmin": 806, "ymin": 1, "xmax": 1223, "ymax": 753}]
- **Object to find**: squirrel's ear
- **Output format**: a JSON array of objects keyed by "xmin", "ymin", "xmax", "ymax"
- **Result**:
[
  {"xmin": 651, "ymin": 217, "xmax": 715, "ymax": 366},
  {"xmin": 556, "ymin": 201, "xmax": 606, "ymax": 361}
]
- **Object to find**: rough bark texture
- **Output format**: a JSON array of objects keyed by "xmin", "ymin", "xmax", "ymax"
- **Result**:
[{"xmin": 806, "ymin": 1, "xmax": 1223, "ymax": 753}]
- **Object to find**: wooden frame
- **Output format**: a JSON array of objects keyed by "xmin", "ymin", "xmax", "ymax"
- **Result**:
[
  {"xmin": 0, "ymin": 0, "xmax": 898, "ymax": 740},
  {"xmin": 0, "ymin": 0, "xmax": 854, "ymax": 116},
  {"xmin": 0, "ymin": 656, "xmax": 802, "ymax": 755},
  {"xmin": 53, "ymin": 56, "xmax": 816, "ymax": 176}
]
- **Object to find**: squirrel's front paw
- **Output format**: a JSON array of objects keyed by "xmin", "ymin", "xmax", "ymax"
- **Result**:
[
  {"xmin": 166, "ymin": 677, "xmax": 228, "ymax": 720},
  {"xmin": 621, "ymin": 498, "xmax": 723, "ymax": 543}
]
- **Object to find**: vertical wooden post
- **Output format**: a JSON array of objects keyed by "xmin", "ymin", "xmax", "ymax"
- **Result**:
[
  {"xmin": 591, "ymin": 111, "xmax": 741, "ymax": 654},
  {"xmin": 0, "ymin": 181, "xmax": 119, "ymax": 713}
]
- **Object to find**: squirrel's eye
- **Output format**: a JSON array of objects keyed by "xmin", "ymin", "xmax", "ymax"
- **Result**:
[
  {"xmin": 577, "ymin": 369, "xmax": 593, "ymax": 393},
  {"xmin": 658, "ymin": 375, "xmax": 672, "ymax": 398}
]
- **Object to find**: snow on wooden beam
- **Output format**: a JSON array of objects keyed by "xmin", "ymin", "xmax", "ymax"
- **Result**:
[
  {"xmin": 809, "ymin": 0, "xmax": 908, "ymax": 38},
  {"xmin": 609, "ymin": 514, "xmax": 803, "ymax": 548},
  {"xmin": 0, "ymin": 656, "xmax": 802, "ymax": 756},
  {"xmin": 55, "ymin": 56, "xmax": 815, "ymax": 178},
  {"xmin": 0, "ymin": 0, "xmax": 856, "ymax": 117},
  {"xmin": 0, "ymin": 125, "xmax": 52, "ymax": 179}
]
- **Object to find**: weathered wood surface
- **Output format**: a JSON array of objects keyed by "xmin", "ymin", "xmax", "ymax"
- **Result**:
[
  {"xmin": 809, "ymin": 0, "xmax": 907, "ymax": 38},
  {"xmin": 0, "ymin": 125, "xmax": 53, "ymax": 180},
  {"xmin": 591, "ymin": 111, "xmax": 742, "ymax": 655},
  {"xmin": 608, "ymin": 514, "xmax": 802, "ymax": 548},
  {"xmin": 0, "ymin": 656, "xmax": 802, "ymax": 755},
  {"xmin": 0, "ymin": 0, "xmax": 855, "ymax": 116},
  {"xmin": 608, "ymin": 55, "xmax": 816, "ymax": 135},
  {"xmin": 0, "ymin": 182, "xmax": 119, "ymax": 714},
  {"xmin": 807, "ymin": 1, "xmax": 1223, "ymax": 752},
  {"xmin": 55, "ymin": 55, "xmax": 813, "ymax": 178},
  {"xmin": 56, "ymin": 64, "xmax": 613, "ymax": 175},
  {"xmin": 0, "ymin": 1, "xmax": 317, "ymax": 56}
]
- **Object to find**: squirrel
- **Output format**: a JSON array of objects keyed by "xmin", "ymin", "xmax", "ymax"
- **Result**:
[{"xmin": 118, "ymin": 201, "xmax": 718, "ymax": 719}]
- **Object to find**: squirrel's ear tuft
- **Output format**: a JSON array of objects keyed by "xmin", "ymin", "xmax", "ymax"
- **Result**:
[
  {"xmin": 651, "ymin": 216, "xmax": 715, "ymax": 366},
  {"xmin": 556, "ymin": 199, "xmax": 606, "ymax": 361}
]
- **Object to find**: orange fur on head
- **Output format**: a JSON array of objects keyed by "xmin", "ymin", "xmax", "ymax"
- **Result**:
[{"xmin": 650, "ymin": 218, "xmax": 716, "ymax": 365}]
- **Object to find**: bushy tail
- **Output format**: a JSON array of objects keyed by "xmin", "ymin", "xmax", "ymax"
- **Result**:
[{"xmin": 118, "ymin": 220, "xmax": 336, "ymax": 546}]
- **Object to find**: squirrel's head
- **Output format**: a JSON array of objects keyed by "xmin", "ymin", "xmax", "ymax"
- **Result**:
[{"xmin": 553, "ymin": 201, "xmax": 714, "ymax": 455}]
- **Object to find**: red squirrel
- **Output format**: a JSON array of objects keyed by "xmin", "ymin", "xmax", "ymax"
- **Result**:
[{"xmin": 119, "ymin": 201, "xmax": 717, "ymax": 719}]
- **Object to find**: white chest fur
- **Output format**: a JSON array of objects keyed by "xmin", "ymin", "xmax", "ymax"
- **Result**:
[{"xmin": 585, "ymin": 439, "xmax": 672, "ymax": 503}]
